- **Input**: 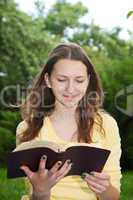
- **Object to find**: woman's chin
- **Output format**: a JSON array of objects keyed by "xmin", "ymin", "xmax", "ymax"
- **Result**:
[{"xmin": 63, "ymin": 101, "xmax": 78, "ymax": 108}]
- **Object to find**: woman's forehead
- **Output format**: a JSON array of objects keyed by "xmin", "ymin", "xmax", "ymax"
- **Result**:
[{"xmin": 52, "ymin": 59, "xmax": 88, "ymax": 76}]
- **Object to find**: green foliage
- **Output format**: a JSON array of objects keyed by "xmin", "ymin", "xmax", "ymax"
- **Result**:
[
  {"xmin": 0, "ymin": 0, "xmax": 57, "ymax": 89},
  {"xmin": 0, "ymin": 168, "xmax": 25, "ymax": 200},
  {"xmin": 0, "ymin": 111, "xmax": 20, "ymax": 132},
  {"xmin": 44, "ymin": 0, "xmax": 88, "ymax": 36},
  {"xmin": 34, "ymin": 0, "xmax": 45, "ymax": 17},
  {"xmin": 0, "ymin": 127, "xmax": 15, "ymax": 164},
  {"xmin": 0, "ymin": 111, "xmax": 21, "ymax": 165},
  {"xmin": 0, "ymin": 2, "xmax": 34, "ymax": 85},
  {"xmin": 121, "ymin": 119, "xmax": 133, "ymax": 169},
  {"xmin": 0, "ymin": 0, "xmax": 133, "ymax": 169},
  {"xmin": 127, "ymin": 10, "xmax": 133, "ymax": 18},
  {"xmin": 121, "ymin": 171, "xmax": 133, "ymax": 200}
]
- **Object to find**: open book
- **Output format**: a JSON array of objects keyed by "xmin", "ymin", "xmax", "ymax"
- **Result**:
[{"xmin": 7, "ymin": 140, "xmax": 111, "ymax": 179}]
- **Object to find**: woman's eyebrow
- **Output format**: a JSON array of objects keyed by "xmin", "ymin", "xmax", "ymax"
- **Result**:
[{"xmin": 56, "ymin": 74, "xmax": 85, "ymax": 78}]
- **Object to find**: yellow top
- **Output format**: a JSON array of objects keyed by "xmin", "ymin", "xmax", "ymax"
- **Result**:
[{"xmin": 16, "ymin": 111, "xmax": 122, "ymax": 200}]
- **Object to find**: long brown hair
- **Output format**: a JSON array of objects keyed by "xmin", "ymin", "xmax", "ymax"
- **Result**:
[{"xmin": 20, "ymin": 43, "xmax": 104, "ymax": 143}]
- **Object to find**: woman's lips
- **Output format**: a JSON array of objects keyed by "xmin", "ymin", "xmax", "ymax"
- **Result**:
[{"xmin": 63, "ymin": 95, "xmax": 77, "ymax": 100}]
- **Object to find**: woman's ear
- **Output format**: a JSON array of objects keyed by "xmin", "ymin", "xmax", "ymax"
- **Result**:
[{"xmin": 44, "ymin": 73, "xmax": 52, "ymax": 88}]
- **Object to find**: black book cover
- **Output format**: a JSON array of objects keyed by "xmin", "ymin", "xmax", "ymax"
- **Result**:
[{"xmin": 7, "ymin": 140, "xmax": 111, "ymax": 179}]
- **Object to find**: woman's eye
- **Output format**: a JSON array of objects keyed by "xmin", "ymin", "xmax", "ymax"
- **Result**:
[
  {"xmin": 76, "ymin": 80, "xmax": 84, "ymax": 83},
  {"xmin": 57, "ymin": 79, "xmax": 66, "ymax": 82},
  {"xmin": 57, "ymin": 79, "xmax": 84, "ymax": 83}
]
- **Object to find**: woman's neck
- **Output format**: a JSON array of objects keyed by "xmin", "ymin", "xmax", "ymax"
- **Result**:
[
  {"xmin": 50, "ymin": 105, "xmax": 78, "ymax": 123},
  {"xmin": 53, "ymin": 102, "xmax": 77, "ymax": 118}
]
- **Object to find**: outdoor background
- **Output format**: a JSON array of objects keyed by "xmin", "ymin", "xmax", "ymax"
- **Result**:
[{"xmin": 0, "ymin": 0, "xmax": 133, "ymax": 199}]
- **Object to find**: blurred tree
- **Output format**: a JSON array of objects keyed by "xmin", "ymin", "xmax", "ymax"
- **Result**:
[
  {"xmin": 127, "ymin": 10, "xmax": 133, "ymax": 18},
  {"xmin": 44, "ymin": 0, "xmax": 88, "ymax": 37},
  {"xmin": 0, "ymin": 0, "xmax": 133, "ymax": 168}
]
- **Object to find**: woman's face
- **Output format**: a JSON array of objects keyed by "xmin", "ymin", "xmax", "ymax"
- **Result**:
[{"xmin": 45, "ymin": 59, "xmax": 89, "ymax": 109}]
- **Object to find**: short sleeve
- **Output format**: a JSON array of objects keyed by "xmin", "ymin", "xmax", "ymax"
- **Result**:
[
  {"xmin": 16, "ymin": 120, "xmax": 28, "ymax": 146},
  {"xmin": 21, "ymin": 195, "xmax": 30, "ymax": 200},
  {"xmin": 101, "ymin": 113, "xmax": 122, "ymax": 192}
]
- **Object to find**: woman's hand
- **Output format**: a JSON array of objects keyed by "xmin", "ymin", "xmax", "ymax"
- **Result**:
[
  {"xmin": 20, "ymin": 155, "xmax": 72, "ymax": 196},
  {"xmin": 81, "ymin": 171, "xmax": 120, "ymax": 200},
  {"xmin": 81, "ymin": 171, "xmax": 111, "ymax": 196}
]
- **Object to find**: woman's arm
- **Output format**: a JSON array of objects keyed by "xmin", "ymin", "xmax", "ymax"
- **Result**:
[
  {"xmin": 30, "ymin": 191, "xmax": 51, "ymax": 200},
  {"xmin": 97, "ymin": 183, "xmax": 120, "ymax": 200},
  {"xmin": 82, "ymin": 171, "xmax": 120, "ymax": 200}
]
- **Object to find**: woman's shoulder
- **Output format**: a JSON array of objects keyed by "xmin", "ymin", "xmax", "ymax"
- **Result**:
[
  {"xmin": 16, "ymin": 120, "xmax": 28, "ymax": 135},
  {"xmin": 16, "ymin": 120, "xmax": 28, "ymax": 145},
  {"xmin": 97, "ymin": 109, "xmax": 120, "ymax": 143},
  {"xmin": 97, "ymin": 109, "xmax": 118, "ymax": 128}
]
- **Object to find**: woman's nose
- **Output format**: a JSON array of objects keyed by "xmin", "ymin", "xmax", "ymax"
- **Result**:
[{"xmin": 66, "ymin": 80, "xmax": 75, "ymax": 93}]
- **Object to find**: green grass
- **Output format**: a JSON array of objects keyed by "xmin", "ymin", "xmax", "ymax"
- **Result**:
[
  {"xmin": 120, "ymin": 171, "xmax": 133, "ymax": 200},
  {"xmin": 0, "ymin": 168, "xmax": 133, "ymax": 199},
  {"xmin": 0, "ymin": 168, "xmax": 25, "ymax": 200}
]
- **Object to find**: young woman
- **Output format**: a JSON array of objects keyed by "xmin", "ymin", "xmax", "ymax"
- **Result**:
[{"xmin": 16, "ymin": 43, "xmax": 122, "ymax": 200}]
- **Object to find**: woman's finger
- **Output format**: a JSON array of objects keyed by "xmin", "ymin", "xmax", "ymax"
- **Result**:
[
  {"xmin": 83, "ymin": 173, "xmax": 110, "ymax": 188},
  {"xmin": 49, "ymin": 161, "xmax": 62, "ymax": 175},
  {"xmin": 56, "ymin": 162, "xmax": 72, "ymax": 181},
  {"xmin": 58, "ymin": 160, "xmax": 71, "ymax": 174},
  {"xmin": 89, "ymin": 172, "xmax": 110, "ymax": 180},
  {"xmin": 55, "ymin": 160, "xmax": 72, "ymax": 178},
  {"xmin": 38, "ymin": 155, "xmax": 47, "ymax": 173},
  {"xmin": 86, "ymin": 178, "xmax": 106, "ymax": 192},
  {"xmin": 88, "ymin": 183, "xmax": 102, "ymax": 194},
  {"xmin": 20, "ymin": 165, "xmax": 34, "ymax": 179}
]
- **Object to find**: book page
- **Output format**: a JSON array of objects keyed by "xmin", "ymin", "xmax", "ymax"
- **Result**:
[
  {"xmin": 14, "ymin": 140, "xmax": 61, "ymax": 152},
  {"xmin": 14, "ymin": 139, "xmax": 103, "ymax": 153}
]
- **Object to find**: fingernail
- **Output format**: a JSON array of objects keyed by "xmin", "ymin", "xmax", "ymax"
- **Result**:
[
  {"xmin": 20, "ymin": 165, "xmax": 25, "ymax": 168},
  {"xmin": 81, "ymin": 172, "xmax": 88, "ymax": 179},
  {"xmin": 90, "ymin": 171, "xmax": 95, "ymax": 175},
  {"xmin": 69, "ymin": 162, "xmax": 73, "ymax": 167},
  {"xmin": 67, "ymin": 160, "xmax": 71, "ymax": 164},
  {"xmin": 20, "ymin": 166, "xmax": 25, "ymax": 170},
  {"xmin": 57, "ymin": 161, "xmax": 62, "ymax": 165},
  {"xmin": 42, "ymin": 155, "xmax": 47, "ymax": 160},
  {"xmin": 20, "ymin": 166, "xmax": 23, "ymax": 170}
]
